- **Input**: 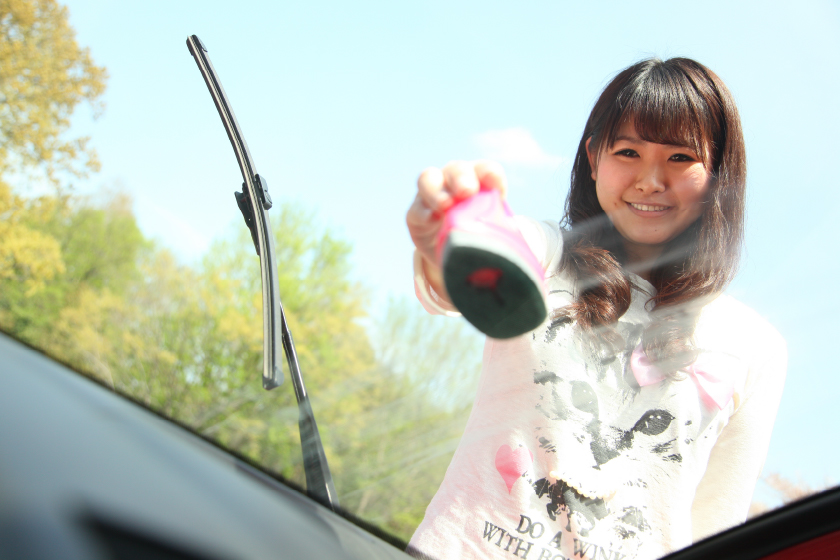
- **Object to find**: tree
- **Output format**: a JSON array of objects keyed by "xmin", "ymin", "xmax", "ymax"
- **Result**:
[
  {"xmin": 187, "ymin": 205, "xmax": 379, "ymax": 478},
  {"xmin": 0, "ymin": 0, "xmax": 108, "ymax": 324},
  {"xmin": 0, "ymin": 0, "xmax": 107, "ymax": 185},
  {"xmin": 0, "ymin": 184, "xmax": 64, "ymax": 301},
  {"xmin": 0, "ymin": 190, "xmax": 147, "ymax": 348}
]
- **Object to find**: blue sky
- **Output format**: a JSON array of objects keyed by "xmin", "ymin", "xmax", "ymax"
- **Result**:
[{"xmin": 62, "ymin": 0, "xmax": 840, "ymax": 503}]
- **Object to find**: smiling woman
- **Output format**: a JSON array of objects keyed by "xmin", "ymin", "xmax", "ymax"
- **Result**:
[
  {"xmin": 406, "ymin": 57, "xmax": 785, "ymax": 560},
  {"xmin": 562, "ymin": 58, "xmax": 747, "ymax": 370}
]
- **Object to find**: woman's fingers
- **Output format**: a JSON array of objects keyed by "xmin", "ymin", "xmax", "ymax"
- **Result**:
[
  {"xmin": 416, "ymin": 160, "xmax": 507, "ymax": 214},
  {"xmin": 473, "ymin": 160, "xmax": 508, "ymax": 198},
  {"xmin": 408, "ymin": 159, "xmax": 508, "ymax": 263},
  {"xmin": 416, "ymin": 161, "xmax": 478, "ymax": 214},
  {"xmin": 416, "ymin": 166, "xmax": 448, "ymax": 213},
  {"xmin": 406, "ymin": 192, "xmax": 441, "ymax": 264},
  {"xmin": 442, "ymin": 160, "xmax": 481, "ymax": 203}
]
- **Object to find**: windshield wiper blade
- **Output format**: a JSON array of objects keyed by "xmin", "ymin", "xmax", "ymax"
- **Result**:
[
  {"xmin": 186, "ymin": 34, "xmax": 339, "ymax": 511},
  {"xmin": 186, "ymin": 34, "xmax": 280, "ymax": 391}
]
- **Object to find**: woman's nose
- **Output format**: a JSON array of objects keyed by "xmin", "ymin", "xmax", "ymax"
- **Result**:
[{"xmin": 635, "ymin": 163, "xmax": 666, "ymax": 193}]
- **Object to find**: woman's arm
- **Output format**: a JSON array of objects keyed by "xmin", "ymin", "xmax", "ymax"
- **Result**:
[{"xmin": 690, "ymin": 327, "xmax": 788, "ymax": 541}]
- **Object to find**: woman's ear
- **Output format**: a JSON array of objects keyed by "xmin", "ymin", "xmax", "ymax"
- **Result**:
[{"xmin": 585, "ymin": 137, "xmax": 597, "ymax": 181}]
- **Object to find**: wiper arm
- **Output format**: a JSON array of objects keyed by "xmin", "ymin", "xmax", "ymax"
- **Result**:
[{"xmin": 186, "ymin": 35, "xmax": 339, "ymax": 511}]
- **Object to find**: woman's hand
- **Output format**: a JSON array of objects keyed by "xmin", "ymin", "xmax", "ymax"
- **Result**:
[
  {"xmin": 407, "ymin": 160, "xmax": 508, "ymax": 264},
  {"xmin": 406, "ymin": 160, "xmax": 508, "ymax": 300}
]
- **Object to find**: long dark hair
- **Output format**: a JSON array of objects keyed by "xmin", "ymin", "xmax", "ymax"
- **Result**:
[{"xmin": 560, "ymin": 57, "xmax": 746, "ymax": 373}]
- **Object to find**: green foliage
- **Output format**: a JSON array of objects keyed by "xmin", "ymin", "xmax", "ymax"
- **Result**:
[
  {"xmin": 0, "ymin": 0, "xmax": 107, "ymax": 184},
  {"xmin": 182, "ymin": 206, "xmax": 379, "ymax": 484},
  {"xmin": 0, "ymin": 0, "xmax": 110, "ymax": 340},
  {"xmin": 0, "ymin": 181, "xmax": 64, "ymax": 298},
  {"xmin": 0, "ymin": 190, "xmax": 148, "ymax": 350}
]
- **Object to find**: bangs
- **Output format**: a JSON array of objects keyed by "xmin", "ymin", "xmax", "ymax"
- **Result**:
[{"xmin": 598, "ymin": 61, "xmax": 721, "ymax": 167}]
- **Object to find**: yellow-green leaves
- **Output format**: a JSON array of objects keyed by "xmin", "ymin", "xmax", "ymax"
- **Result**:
[
  {"xmin": 0, "ymin": 0, "xmax": 107, "ymax": 184},
  {"xmin": 0, "ymin": 180, "xmax": 64, "ymax": 296}
]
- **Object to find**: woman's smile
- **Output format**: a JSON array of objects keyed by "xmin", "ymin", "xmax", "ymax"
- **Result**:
[{"xmin": 627, "ymin": 202, "xmax": 672, "ymax": 214}]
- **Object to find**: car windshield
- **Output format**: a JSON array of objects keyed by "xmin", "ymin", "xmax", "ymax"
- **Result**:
[{"xmin": 2, "ymin": 1, "xmax": 838, "ymax": 558}]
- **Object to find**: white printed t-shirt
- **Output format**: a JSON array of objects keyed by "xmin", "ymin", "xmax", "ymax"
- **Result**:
[{"xmin": 407, "ymin": 217, "xmax": 787, "ymax": 560}]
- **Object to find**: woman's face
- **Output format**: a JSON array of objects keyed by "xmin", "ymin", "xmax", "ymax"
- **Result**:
[{"xmin": 588, "ymin": 122, "xmax": 712, "ymax": 263}]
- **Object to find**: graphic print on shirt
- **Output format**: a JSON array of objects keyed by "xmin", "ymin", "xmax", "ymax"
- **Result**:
[
  {"xmin": 496, "ymin": 444, "xmax": 535, "ymax": 493},
  {"xmin": 488, "ymin": 316, "xmax": 722, "ymax": 559}
]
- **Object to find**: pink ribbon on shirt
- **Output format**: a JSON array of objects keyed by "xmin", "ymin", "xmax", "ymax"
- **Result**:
[{"xmin": 630, "ymin": 343, "xmax": 734, "ymax": 410}]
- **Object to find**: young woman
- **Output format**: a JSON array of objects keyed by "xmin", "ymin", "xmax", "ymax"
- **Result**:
[{"xmin": 405, "ymin": 58, "xmax": 787, "ymax": 560}]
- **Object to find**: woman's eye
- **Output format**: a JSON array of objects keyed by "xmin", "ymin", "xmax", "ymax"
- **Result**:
[
  {"xmin": 614, "ymin": 149, "xmax": 638, "ymax": 157},
  {"xmin": 669, "ymin": 153, "xmax": 696, "ymax": 162}
]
